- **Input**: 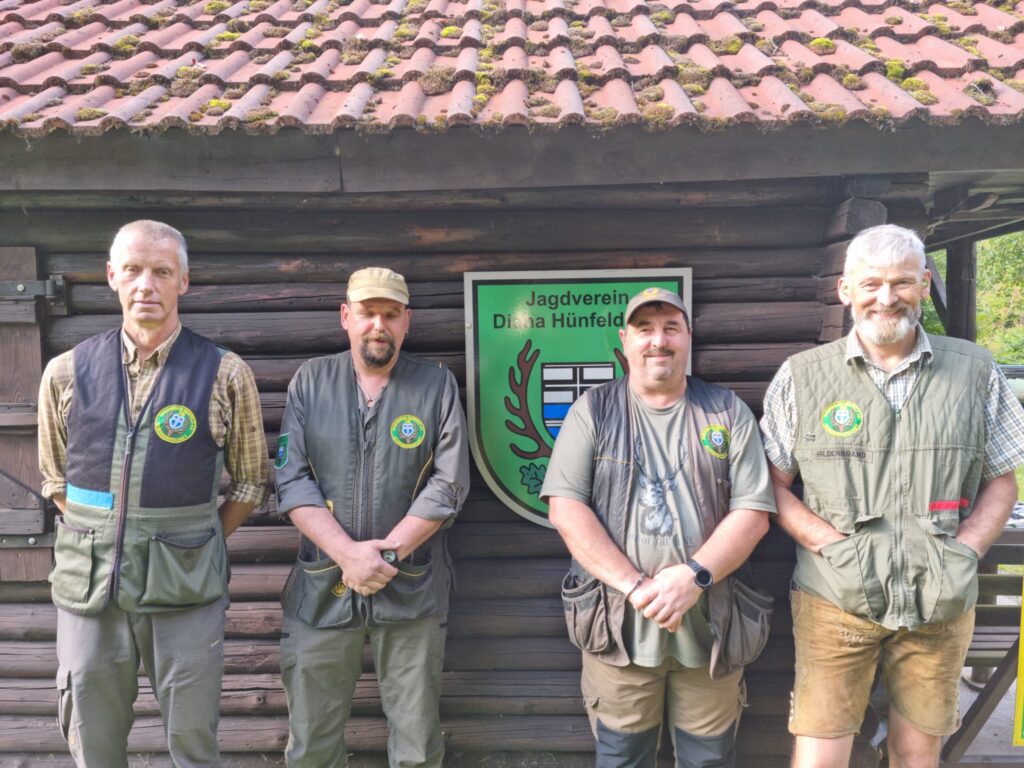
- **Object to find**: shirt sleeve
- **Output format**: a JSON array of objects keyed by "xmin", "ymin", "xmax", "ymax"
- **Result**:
[
  {"xmin": 981, "ymin": 363, "xmax": 1024, "ymax": 481},
  {"xmin": 275, "ymin": 364, "xmax": 329, "ymax": 516},
  {"xmin": 728, "ymin": 398, "xmax": 778, "ymax": 514},
  {"xmin": 38, "ymin": 351, "xmax": 75, "ymax": 500},
  {"xmin": 540, "ymin": 396, "xmax": 597, "ymax": 505},
  {"xmin": 759, "ymin": 359, "xmax": 799, "ymax": 476},
  {"xmin": 220, "ymin": 353, "xmax": 269, "ymax": 507},
  {"xmin": 406, "ymin": 369, "xmax": 470, "ymax": 523}
]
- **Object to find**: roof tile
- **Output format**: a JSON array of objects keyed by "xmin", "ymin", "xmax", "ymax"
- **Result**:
[{"xmin": 1, "ymin": 0, "xmax": 1022, "ymax": 135}]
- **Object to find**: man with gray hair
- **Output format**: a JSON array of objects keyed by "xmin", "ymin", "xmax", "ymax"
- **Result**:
[
  {"xmin": 38, "ymin": 219, "xmax": 268, "ymax": 766},
  {"xmin": 761, "ymin": 224, "xmax": 1024, "ymax": 768},
  {"xmin": 275, "ymin": 266, "xmax": 469, "ymax": 767}
]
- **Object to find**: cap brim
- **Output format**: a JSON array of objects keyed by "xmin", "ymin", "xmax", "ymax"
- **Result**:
[{"xmin": 347, "ymin": 288, "xmax": 409, "ymax": 305}]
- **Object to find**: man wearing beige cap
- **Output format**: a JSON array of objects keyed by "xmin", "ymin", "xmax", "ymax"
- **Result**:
[
  {"xmin": 542, "ymin": 287, "xmax": 776, "ymax": 768},
  {"xmin": 275, "ymin": 267, "xmax": 470, "ymax": 767}
]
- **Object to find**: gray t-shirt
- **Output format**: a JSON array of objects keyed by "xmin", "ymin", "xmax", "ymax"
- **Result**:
[{"xmin": 542, "ymin": 383, "xmax": 776, "ymax": 668}]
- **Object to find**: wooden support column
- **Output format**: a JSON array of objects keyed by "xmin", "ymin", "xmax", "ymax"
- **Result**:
[
  {"xmin": 945, "ymin": 239, "xmax": 977, "ymax": 342},
  {"xmin": 0, "ymin": 247, "xmax": 51, "ymax": 582}
]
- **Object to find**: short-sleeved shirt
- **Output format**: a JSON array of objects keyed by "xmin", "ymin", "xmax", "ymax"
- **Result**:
[
  {"xmin": 761, "ymin": 327, "xmax": 1024, "ymax": 480},
  {"xmin": 38, "ymin": 324, "xmax": 269, "ymax": 507},
  {"xmin": 542, "ymin": 383, "xmax": 777, "ymax": 668}
]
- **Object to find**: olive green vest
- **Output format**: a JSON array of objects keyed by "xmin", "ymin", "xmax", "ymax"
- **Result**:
[
  {"xmin": 51, "ymin": 328, "xmax": 227, "ymax": 616},
  {"xmin": 279, "ymin": 351, "xmax": 452, "ymax": 629},
  {"xmin": 790, "ymin": 334, "xmax": 990, "ymax": 629}
]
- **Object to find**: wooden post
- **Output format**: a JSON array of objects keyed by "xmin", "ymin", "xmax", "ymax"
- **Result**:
[
  {"xmin": 0, "ymin": 247, "xmax": 51, "ymax": 583},
  {"xmin": 945, "ymin": 240, "xmax": 977, "ymax": 342}
]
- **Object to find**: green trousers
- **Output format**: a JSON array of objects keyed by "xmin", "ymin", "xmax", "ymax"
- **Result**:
[
  {"xmin": 55, "ymin": 597, "xmax": 227, "ymax": 767},
  {"xmin": 280, "ymin": 614, "xmax": 446, "ymax": 768}
]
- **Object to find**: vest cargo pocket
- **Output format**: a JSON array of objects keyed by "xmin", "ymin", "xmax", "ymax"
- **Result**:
[
  {"xmin": 561, "ymin": 573, "xmax": 611, "ymax": 654},
  {"xmin": 295, "ymin": 556, "xmax": 357, "ymax": 628},
  {"xmin": 927, "ymin": 537, "xmax": 979, "ymax": 624},
  {"xmin": 719, "ymin": 579, "xmax": 774, "ymax": 672},
  {"xmin": 818, "ymin": 534, "xmax": 884, "ymax": 621},
  {"xmin": 139, "ymin": 528, "xmax": 225, "ymax": 608},
  {"xmin": 50, "ymin": 517, "xmax": 95, "ymax": 604},
  {"xmin": 370, "ymin": 558, "xmax": 437, "ymax": 624}
]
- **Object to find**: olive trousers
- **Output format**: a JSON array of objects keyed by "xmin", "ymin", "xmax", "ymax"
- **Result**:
[
  {"xmin": 280, "ymin": 613, "xmax": 446, "ymax": 768},
  {"xmin": 56, "ymin": 597, "xmax": 227, "ymax": 767}
]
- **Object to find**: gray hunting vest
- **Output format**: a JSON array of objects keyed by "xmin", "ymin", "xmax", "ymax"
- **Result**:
[
  {"xmin": 279, "ymin": 351, "xmax": 452, "ymax": 629},
  {"xmin": 51, "ymin": 327, "xmax": 227, "ymax": 616},
  {"xmin": 561, "ymin": 376, "xmax": 741, "ymax": 669},
  {"xmin": 790, "ymin": 334, "xmax": 991, "ymax": 629}
]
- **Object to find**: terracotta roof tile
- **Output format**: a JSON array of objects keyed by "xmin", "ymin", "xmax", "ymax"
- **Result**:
[{"xmin": 2, "ymin": 0, "xmax": 1023, "ymax": 134}]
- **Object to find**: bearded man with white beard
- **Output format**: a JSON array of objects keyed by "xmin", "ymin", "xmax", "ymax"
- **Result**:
[{"xmin": 760, "ymin": 224, "xmax": 1024, "ymax": 768}]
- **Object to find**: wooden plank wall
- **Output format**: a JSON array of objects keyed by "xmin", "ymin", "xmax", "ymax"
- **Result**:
[{"xmin": 0, "ymin": 177, "xmax": 914, "ymax": 766}]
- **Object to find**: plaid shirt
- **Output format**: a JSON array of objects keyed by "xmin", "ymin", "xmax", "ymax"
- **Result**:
[
  {"xmin": 38, "ymin": 324, "xmax": 269, "ymax": 506},
  {"xmin": 761, "ymin": 327, "xmax": 1024, "ymax": 481}
]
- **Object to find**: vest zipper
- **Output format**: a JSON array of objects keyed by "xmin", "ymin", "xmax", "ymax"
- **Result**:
[
  {"xmin": 891, "ymin": 409, "xmax": 906, "ymax": 623},
  {"xmin": 108, "ymin": 361, "xmax": 163, "ymax": 605}
]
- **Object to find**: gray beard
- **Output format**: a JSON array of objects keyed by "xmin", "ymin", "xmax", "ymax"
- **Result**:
[{"xmin": 853, "ymin": 305, "xmax": 921, "ymax": 346}]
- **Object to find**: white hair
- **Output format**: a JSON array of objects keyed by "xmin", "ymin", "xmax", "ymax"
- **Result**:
[
  {"xmin": 844, "ymin": 224, "xmax": 926, "ymax": 277},
  {"xmin": 109, "ymin": 220, "xmax": 188, "ymax": 274}
]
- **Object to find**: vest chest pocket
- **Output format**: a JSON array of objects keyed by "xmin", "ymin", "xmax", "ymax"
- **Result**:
[
  {"xmin": 51, "ymin": 517, "xmax": 95, "ymax": 603},
  {"xmin": 293, "ymin": 556, "xmax": 358, "ymax": 629},
  {"xmin": 139, "ymin": 528, "xmax": 226, "ymax": 608},
  {"xmin": 370, "ymin": 557, "xmax": 437, "ymax": 624}
]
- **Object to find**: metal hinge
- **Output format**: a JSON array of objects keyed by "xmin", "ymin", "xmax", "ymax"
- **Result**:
[{"xmin": 0, "ymin": 276, "xmax": 67, "ymax": 314}]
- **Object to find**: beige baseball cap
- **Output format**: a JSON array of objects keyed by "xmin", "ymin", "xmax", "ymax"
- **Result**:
[
  {"xmin": 624, "ymin": 286, "xmax": 689, "ymax": 325},
  {"xmin": 346, "ymin": 267, "xmax": 409, "ymax": 305}
]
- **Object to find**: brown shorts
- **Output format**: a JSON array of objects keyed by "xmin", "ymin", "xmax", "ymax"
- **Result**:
[{"xmin": 789, "ymin": 589, "xmax": 975, "ymax": 738}]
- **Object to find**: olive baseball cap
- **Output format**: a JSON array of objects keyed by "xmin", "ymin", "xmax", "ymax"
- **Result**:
[
  {"xmin": 624, "ymin": 287, "xmax": 689, "ymax": 324},
  {"xmin": 346, "ymin": 267, "xmax": 409, "ymax": 305}
]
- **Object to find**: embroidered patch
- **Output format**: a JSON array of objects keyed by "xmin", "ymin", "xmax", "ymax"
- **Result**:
[
  {"xmin": 821, "ymin": 401, "xmax": 863, "ymax": 438},
  {"xmin": 153, "ymin": 404, "xmax": 197, "ymax": 444},
  {"xmin": 390, "ymin": 414, "xmax": 426, "ymax": 449},
  {"xmin": 700, "ymin": 424, "xmax": 730, "ymax": 459},
  {"xmin": 275, "ymin": 433, "xmax": 289, "ymax": 469},
  {"xmin": 331, "ymin": 582, "xmax": 347, "ymax": 597}
]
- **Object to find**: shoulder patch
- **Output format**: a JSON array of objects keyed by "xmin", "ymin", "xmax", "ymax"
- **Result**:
[{"xmin": 275, "ymin": 433, "xmax": 289, "ymax": 469}]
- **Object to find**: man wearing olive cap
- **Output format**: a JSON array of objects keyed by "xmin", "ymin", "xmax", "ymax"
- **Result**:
[
  {"xmin": 275, "ymin": 267, "xmax": 470, "ymax": 767},
  {"xmin": 542, "ymin": 287, "xmax": 776, "ymax": 767}
]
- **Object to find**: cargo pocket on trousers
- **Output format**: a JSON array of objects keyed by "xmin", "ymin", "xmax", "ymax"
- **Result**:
[
  {"xmin": 50, "ymin": 517, "xmax": 95, "ymax": 604},
  {"xmin": 56, "ymin": 667, "xmax": 73, "ymax": 743},
  {"xmin": 295, "ymin": 556, "xmax": 358, "ymax": 628},
  {"xmin": 371, "ymin": 558, "xmax": 437, "ymax": 624},
  {"xmin": 139, "ymin": 528, "xmax": 226, "ymax": 608},
  {"xmin": 561, "ymin": 573, "xmax": 611, "ymax": 654}
]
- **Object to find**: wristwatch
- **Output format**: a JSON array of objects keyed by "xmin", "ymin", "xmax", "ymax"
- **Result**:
[
  {"xmin": 380, "ymin": 549, "xmax": 398, "ymax": 564},
  {"xmin": 686, "ymin": 559, "xmax": 714, "ymax": 590}
]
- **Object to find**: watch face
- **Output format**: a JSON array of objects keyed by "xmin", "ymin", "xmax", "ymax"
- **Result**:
[
  {"xmin": 695, "ymin": 569, "xmax": 713, "ymax": 588},
  {"xmin": 381, "ymin": 549, "xmax": 397, "ymax": 564}
]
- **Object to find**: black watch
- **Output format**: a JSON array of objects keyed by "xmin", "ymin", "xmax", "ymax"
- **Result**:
[
  {"xmin": 381, "ymin": 549, "xmax": 398, "ymax": 564},
  {"xmin": 686, "ymin": 559, "xmax": 713, "ymax": 590}
]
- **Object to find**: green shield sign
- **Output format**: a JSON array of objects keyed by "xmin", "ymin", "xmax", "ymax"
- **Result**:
[{"xmin": 465, "ymin": 269, "xmax": 692, "ymax": 527}]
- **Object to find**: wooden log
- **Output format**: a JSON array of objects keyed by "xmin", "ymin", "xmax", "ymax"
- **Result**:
[
  {"xmin": 46, "ymin": 304, "xmax": 827, "ymax": 355},
  {"xmin": 825, "ymin": 198, "xmax": 887, "ymax": 241},
  {"xmin": 67, "ymin": 278, "xmax": 820, "ymax": 315},
  {"xmin": 5, "ymin": 207, "xmax": 827, "ymax": 255},
  {"xmin": 0, "ymin": 178, "xmax": 839, "ymax": 213},
  {"xmin": 46, "ymin": 248, "xmax": 824, "ymax": 285}
]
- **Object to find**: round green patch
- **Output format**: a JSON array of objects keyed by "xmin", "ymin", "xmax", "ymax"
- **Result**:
[
  {"xmin": 821, "ymin": 400, "xmax": 864, "ymax": 437},
  {"xmin": 390, "ymin": 414, "xmax": 426, "ymax": 449},
  {"xmin": 700, "ymin": 424, "xmax": 730, "ymax": 459},
  {"xmin": 153, "ymin": 404, "xmax": 197, "ymax": 444}
]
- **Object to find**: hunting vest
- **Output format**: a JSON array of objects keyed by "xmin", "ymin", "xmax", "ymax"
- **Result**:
[
  {"xmin": 790, "ymin": 334, "xmax": 991, "ymax": 629},
  {"xmin": 280, "ymin": 351, "xmax": 452, "ymax": 628},
  {"xmin": 564, "ymin": 376, "xmax": 738, "ymax": 667},
  {"xmin": 51, "ymin": 327, "xmax": 227, "ymax": 616}
]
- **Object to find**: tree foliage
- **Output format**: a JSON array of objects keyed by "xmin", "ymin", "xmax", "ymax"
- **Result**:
[{"xmin": 924, "ymin": 231, "xmax": 1024, "ymax": 364}]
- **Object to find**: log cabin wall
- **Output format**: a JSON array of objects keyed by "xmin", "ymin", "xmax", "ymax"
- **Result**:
[{"xmin": 0, "ymin": 175, "xmax": 923, "ymax": 766}]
